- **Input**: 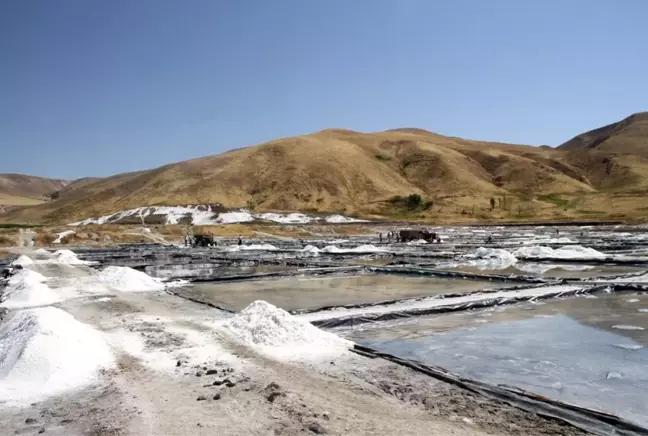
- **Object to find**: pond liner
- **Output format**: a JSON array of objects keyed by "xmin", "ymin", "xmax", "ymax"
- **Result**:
[
  {"xmin": 350, "ymin": 344, "xmax": 648, "ymax": 436},
  {"xmin": 515, "ymin": 257, "xmax": 648, "ymax": 266},
  {"xmin": 311, "ymin": 284, "xmax": 612, "ymax": 329},
  {"xmin": 163, "ymin": 288, "xmax": 236, "ymax": 313},
  {"xmin": 183, "ymin": 265, "xmax": 368, "ymax": 283},
  {"xmin": 289, "ymin": 281, "xmax": 559, "ymax": 316},
  {"xmin": 369, "ymin": 265, "xmax": 548, "ymax": 283}
]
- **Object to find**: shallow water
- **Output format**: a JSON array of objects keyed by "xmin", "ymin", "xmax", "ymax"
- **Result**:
[
  {"xmin": 444, "ymin": 263, "xmax": 646, "ymax": 279},
  {"xmin": 185, "ymin": 274, "xmax": 521, "ymax": 312},
  {"xmin": 344, "ymin": 293, "xmax": 648, "ymax": 427}
]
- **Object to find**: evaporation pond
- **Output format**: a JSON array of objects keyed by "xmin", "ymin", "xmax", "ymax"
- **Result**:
[
  {"xmin": 344, "ymin": 292, "xmax": 648, "ymax": 427},
  {"xmin": 185, "ymin": 274, "xmax": 520, "ymax": 312},
  {"xmin": 445, "ymin": 263, "xmax": 646, "ymax": 279}
]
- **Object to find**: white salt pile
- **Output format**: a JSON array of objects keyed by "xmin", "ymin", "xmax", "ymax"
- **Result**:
[
  {"xmin": 53, "ymin": 249, "xmax": 89, "ymax": 265},
  {"xmin": 227, "ymin": 243, "xmax": 279, "ymax": 252},
  {"xmin": 53, "ymin": 230, "xmax": 75, "ymax": 244},
  {"xmin": 514, "ymin": 245, "xmax": 606, "ymax": 260},
  {"xmin": 0, "ymin": 307, "xmax": 115, "ymax": 404},
  {"xmin": 407, "ymin": 239, "xmax": 428, "ymax": 245},
  {"xmin": 10, "ymin": 255, "xmax": 34, "ymax": 267},
  {"xmin": 34, "ymin": 249, "xmax": 91, "ymax": 265},
  {"xmin": 97, "ymin": 266, "xmax": 165, "ymax": 292},
  {"xmin": 320, "ymin": 244, "xmax": 387, "ymax": 254},
  {"xmin": 324, "ymin": 215, "xmax": 366, "ymax": 224},
  {"xmin": 222, "ymin": 300, "xmax": 351, "ymax": 360},
  {"xmin": 462, "ymin": 247, "xmax": 518, "ymax": 270},
  {"xmin": 300, "ymin": 245, "xmax": 321, "ymax": 255},
  {"xmin": 0, "ymin": 269, "xmax": 61, "ymax": 309},
  {"xmin": 215, "ymin": 210, "xmax": 255, "ymax": 224}
]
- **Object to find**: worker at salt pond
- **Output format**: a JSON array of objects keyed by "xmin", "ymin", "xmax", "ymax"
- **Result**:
[
  {"xmin": 379, "ymin": 233, "xmax": 383, "ymax": 243},
  {"xmin": 238, "ymin": 236, "xmax": 243, "ymax": 246}
]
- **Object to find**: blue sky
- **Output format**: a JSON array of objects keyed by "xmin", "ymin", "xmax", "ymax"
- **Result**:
[{"xmin": 1, "ymin": 0, "xmax": 646, "ymax": 180}]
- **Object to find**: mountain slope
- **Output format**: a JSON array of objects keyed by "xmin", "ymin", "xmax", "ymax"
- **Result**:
[
  {"xmin": 0, "ymin": 174, "xmax": 69, "ymax": 206},
  {"xmin": 3, "ymin": 116, "xmax": 648, "ymax": 224},
  {"xmin": 558, "ymin": 112, "xmax": 648, "ymax": 157}
]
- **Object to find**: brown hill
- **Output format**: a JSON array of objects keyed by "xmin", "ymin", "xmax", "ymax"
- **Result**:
[
  {"xmin": 4, "ymin": 116, "xmax": 648, "ymax": 224},
  {"xmin": 0, "ymin": 174, "xmax": 69, "ymax": 206},
  {"xmin": 558, "ymin": 112, "xmax": 648, "ymax": 157}
]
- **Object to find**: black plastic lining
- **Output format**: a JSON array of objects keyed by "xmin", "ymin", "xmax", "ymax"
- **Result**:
[
  {"xmin": 351, "ymin": 344, "xmax": 648, "ymax": 436},
  {"xmin": 290, "ymin": 281, "xmax": 560, "ymax": 316},
  {"xmin": 163, "ymin": 288, "xmax": 235, "ymax": 313},
  {"xmin": 187, "ymin": 265, "xmax": 367, "ymax": 284},
  {"xmin": 312, "ymin": 285, "xmax": 611, "ymax": 329},
  {"xmin": 369, "ymin": 265, "xmax": 549, "ymax": 283},
  {"xmin": 515, "ymin": 257, "xmax": 648, "ymax": 266}
]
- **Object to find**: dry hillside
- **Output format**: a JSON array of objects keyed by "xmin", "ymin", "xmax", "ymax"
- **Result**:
[
  {"xmin": 0, "ymin": 174, "xmax": 69, "ymax": 207},
  {"xmin": 558, "ymin": 112, "xmax": 648, "ymax": 157},
  {"xmin": 3, "ymin": 113, "xmax": 648, "ymax": 224}
]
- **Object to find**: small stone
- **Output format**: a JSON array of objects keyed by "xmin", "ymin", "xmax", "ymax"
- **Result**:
[
  {"xmin": 176, "ymin": 360, "xmax": 182, "ymax": 367},
  {"xmin": 25, "ymin": 418, "xmax": 37, "ymax": 424},
  {"xmin": 225, "ymin": 379, "xmax": 236, "ymax": 388},
  {"xmin": 60, "ymin": 419, "xmax": 73, "ymax": 424},
  {"xmin": 38, "ymin": 428, "xmax": 45, "ymax": 434},
  {"xmin": 213, "ymin": 380, "xmax": 224, "ymax": 386},
  {"xmin": 205, "ymin": 369, "xmax": 218, "ymax": 375},
  {"xmin": 307, "ymin": 422, "xmax": 327, "ymax": 434},
  {"xmin": 195, "ymin": 371, "xmax": 203, "ymax": 377},
  {"xmin": 606, "ymin": 372, "xmax": 623, "ymax": 380},
  {"xmin": 213, "ymin": 393, "xmax": 221, "ymax": 400},
  {"xmin": 197, "ymin": 395, "xmax": 207, "ymax": 401},
  {"xmin": 203, "ymin": 366, "xmax": 207, "ymax": 371},
  {"xmin": 322, "ymin": 412, "xmax": 330, "ymax": 421}
]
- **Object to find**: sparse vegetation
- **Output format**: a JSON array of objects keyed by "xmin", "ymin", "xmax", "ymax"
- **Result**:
[
  {"xmin": 577, "ymin": 210, "xmax": 606, "ymax": 215},
  {"xmin": 374, "ymin": 154, "xmax": 391, "ymax": 161},
  {"xmin": 537, "ymin": 194, "xmax": 569, "ymax": 208},
  {"xmin": 0, "ymin": 223, "xmax": 44, "ymax": 229}
]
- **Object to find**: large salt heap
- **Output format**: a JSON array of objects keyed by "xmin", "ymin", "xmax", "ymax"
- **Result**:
[
  {"xmin": 0, "ymin": 307, "xmax": 115, "ymax": 404},
  {"xmin": 97, "ymin": 266, "xmax": 165, "ymax": 292},
  {"xmin": 222, "ymin": 300, "xmax": 351, "ymax": 360}
]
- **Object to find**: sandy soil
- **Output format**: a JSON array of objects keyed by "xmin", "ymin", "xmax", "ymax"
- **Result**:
[{"xmin": 0, "ymin": 263, "xmax": 590, "ymax": 436}]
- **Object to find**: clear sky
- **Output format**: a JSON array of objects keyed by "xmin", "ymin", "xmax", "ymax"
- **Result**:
[{"xmin": 1, "ymin": 0, "xmax": 646, "ymax": 180}]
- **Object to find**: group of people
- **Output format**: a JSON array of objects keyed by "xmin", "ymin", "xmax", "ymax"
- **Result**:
[{"xmin": 378, "ymin": 230, "xmax": 401, "ymax": 243}]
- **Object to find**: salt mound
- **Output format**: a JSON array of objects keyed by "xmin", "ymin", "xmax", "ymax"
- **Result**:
[
  {"xmin": 324, "ymin": 215, "xmax": 365, "ymax": 224},
  {"xmin": 216, "ymin": 210, "xmax": 254, "ymax": 224},
  {"xmin": 97, "ymin": 266, "xmax": 165, "ymax": 292},
  {"xmin": 35, "ymin": 249, "xmax": 91, "ymax": 265},
  {"xmin": 300, "ymin": 245, "xmax": 321, "ymax": 255},
  {"xmin": 462, "ymin": 247, "xmax": 518, "ymax": 270},
  {"xmin": 223, "ymin": 300, "xmax": 351, "ymax": 359},
  {"xmin": 241, "ymin": 243, "xmax": 278, "ymax": 251},
  {"xmin": 515, "ymin": 245, "xmax": 606, "ymax": 260},
  {"xmin": 53, "ymin": 230, "xmax": 75, "ymax": 244},
  {"xmin": 320, "ymin": 244, "xmax": 387, "ymax": 254},
  {"xmin": 407, "ymin": 239, "xmax": 428, "ymax": 245},
  {"xmin": 0, "ymin": 307, "xmax": 115, "ymax": 404},
  {"xmin": 0, "ymin": 269, "xmax": 60, "ymax": 309},
  {"xmin": 227, "ymin": 243, "xmax": 279, "ymax": 252},
  {"xmin": 11, "ymin": 255, "xmax": 34, "ymax": 267}
]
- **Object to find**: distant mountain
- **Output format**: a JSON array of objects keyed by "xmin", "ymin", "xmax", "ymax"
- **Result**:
[
  {"xmin": 558, "ymin": 112, "xmax": 648, "ymax": 157},
  {"xmin": 0, "ymin": 174, "xmax": 69, "ymax": 206},
  {"xmin": 3, "ymin": 114, "xmax": 648, "ymax": 224}
]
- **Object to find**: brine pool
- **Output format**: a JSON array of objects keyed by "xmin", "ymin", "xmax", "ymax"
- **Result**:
[
  {"xmin": 340, "ymin": 292, "xmax": 648, "ymax": 427},
  {"xmin": 178, "ymin": 274, "xmax": 522, "ymax": 312}
]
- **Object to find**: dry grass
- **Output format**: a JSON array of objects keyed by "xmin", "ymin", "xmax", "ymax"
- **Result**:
[
  {"xmin": 0, "ymin": 194, "xmax": 45, "ymax": 206},
  {"xmin": 3, "ymin": 115, "xmax": 648, "ymax": 225}
]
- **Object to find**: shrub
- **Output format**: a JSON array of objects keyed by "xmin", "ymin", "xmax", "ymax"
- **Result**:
[{"xmin": 375, "ymin": 154, "xmax": 392, "ymax": 161}]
